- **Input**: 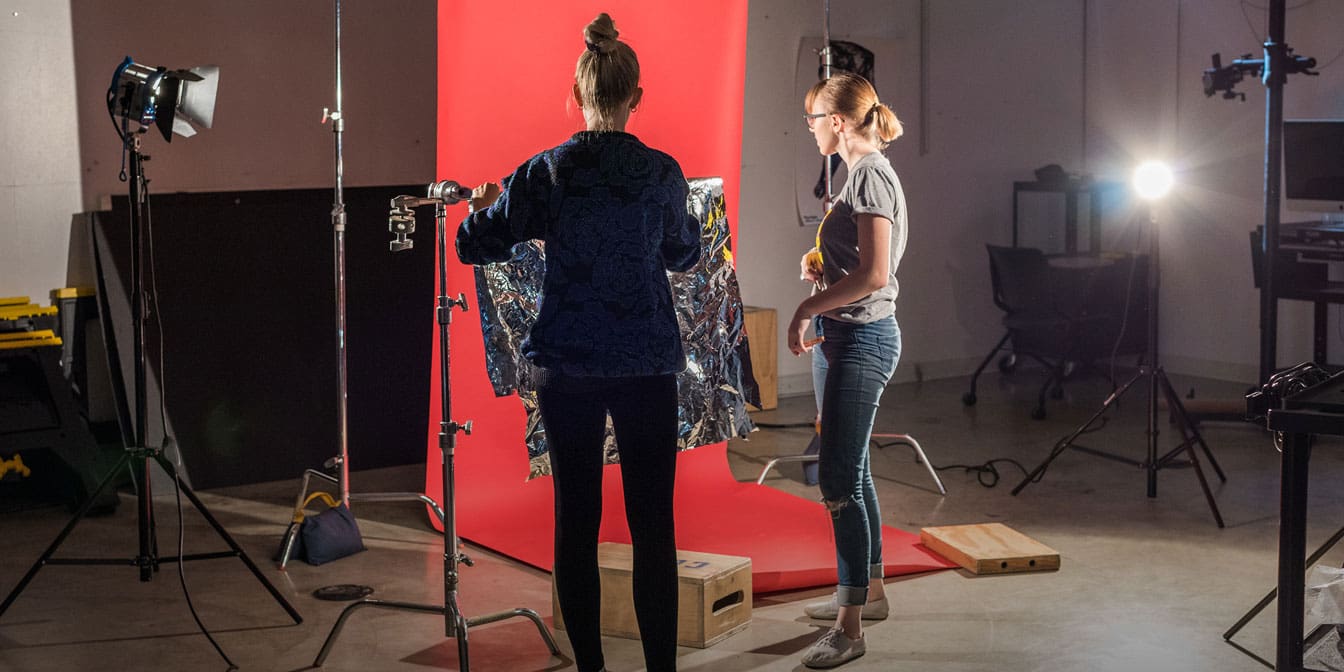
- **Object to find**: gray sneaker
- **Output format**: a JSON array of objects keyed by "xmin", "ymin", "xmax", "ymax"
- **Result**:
[
  {"xmin": 803, "ymin": 593, "xmax": 889, "ymax": 620},
  {"xmin": 802, "ymin": 627, "xmax": 866, "ymax": 668}
]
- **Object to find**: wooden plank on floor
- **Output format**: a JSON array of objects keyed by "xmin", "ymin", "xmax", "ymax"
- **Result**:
[{"xmin": 919, "ymin": 523, "xmax": 1059, "ymax": 575}]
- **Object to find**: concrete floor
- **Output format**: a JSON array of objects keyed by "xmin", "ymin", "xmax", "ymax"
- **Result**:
[{"xmin": 2, "ymin": 369, "xmax": 1342, "ymax": 672}]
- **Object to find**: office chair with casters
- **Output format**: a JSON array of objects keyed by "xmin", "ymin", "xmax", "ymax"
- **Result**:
[{"xmin": 962, "ymin": 245, "xmax": 1112, "ymax": 420}]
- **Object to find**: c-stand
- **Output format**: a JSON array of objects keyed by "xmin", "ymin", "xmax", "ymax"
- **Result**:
[
  {"xmin": 0, "ymin": 137, "xmax": 302, "ymax": 627},
  {"xmin": 1200, "ymin": 0, "xmax": 1319, "ymax": 384},
  {"xmin": 312, "ymin": 188, "xmax": 560, "ymax": 670},
  {"xmin": 276, "ymin": 0, "xmax": 448, "ymax": 570}
]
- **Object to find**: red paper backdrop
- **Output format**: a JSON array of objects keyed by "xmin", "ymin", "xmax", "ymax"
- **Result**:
[
  {"xmin": 428, "ymin": 0, "xmax": 749, "ymax": 539},
  {"xmin": 427, "ymin": 2, "xmax": 956, "ymax": 591}
]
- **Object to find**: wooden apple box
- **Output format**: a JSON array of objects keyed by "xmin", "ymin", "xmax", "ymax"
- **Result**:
[
  {"xmin": 920, "ymin": 522, "xmax": 1060, "ymax": 575},
  {"xmin": 552, "ymin": 543, "xmax": 752, "ymax": 648}
]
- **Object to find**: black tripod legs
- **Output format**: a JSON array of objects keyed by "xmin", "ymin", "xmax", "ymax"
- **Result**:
[
  {"xmin": 1011, "ymin": 368, "xmax": 1143, "ymax": 495},
  {"xmin": 152, "ymin": 453, "xmax": 304, "ymax": 623},
  {"xmin": 1154, "ymin": 372, "xmax": 1226, "ymax": 528},
  {"xmin": 1011, "ymin": 367, "xmax": 1227, "ymax": 528},
  {"xmin": 312, "ymin": 595, "xmax": 560, "ymax": 669},
  {"xmin": 0, "ymin": 449, "xmax": 133, "ymax": 619},
  {"xmin": 0, "ymin": 449, "xmax": 303, "ymax": 625},
  {"xmin": 1156, "ymin": 373, "xmax": 1228, "ymax": 481}
]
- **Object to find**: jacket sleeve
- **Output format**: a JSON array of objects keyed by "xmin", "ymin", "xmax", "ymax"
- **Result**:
[
  {"xmin": 660, "ymin": 165, "xmax": 701, "ymax": 273},
  {"xmin": 455, "ymin": 159, "xmax": 549, "ymax": 265}
]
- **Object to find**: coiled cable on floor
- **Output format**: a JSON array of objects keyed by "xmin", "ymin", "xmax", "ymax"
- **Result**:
[{"xmin": 871, "ymin": 438, "xmax": 1028, "ymax": 489}]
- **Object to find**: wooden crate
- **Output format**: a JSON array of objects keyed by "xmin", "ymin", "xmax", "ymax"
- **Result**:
[
  {"xmin": 919, "ymin": 523, "xmax": 1060, "ymax": 575},
  {"xmin": 743, "ymin": 306, "xmax": 777, "ymax": 410},
  {"xmin": 553, "ymin": 543, "xmax": 752, "ymax": 648}
]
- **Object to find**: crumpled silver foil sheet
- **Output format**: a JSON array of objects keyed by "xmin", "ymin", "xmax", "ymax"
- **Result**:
[{"xmin": 473, "ymin": 177, "xmax": 759, "ymax": 479}]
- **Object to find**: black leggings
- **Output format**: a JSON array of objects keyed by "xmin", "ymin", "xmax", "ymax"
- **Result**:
[{"xmin": 538, "ymin": 372, "xmax": 680, "ymax": 672}]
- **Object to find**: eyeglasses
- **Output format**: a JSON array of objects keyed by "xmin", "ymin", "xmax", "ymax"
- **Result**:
[{"xmin": 803, "ymin": 112, "xmax": 829, "ymax": 128}]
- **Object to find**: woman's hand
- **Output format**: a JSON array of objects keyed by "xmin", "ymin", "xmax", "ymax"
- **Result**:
[
  {"xmin": 799, "ymin": 248, "xmax": 823, "ymax": 284},
  {"xmin": 787, "ymin": 308, "xmax": 813, "ymax": 356},
  {"xmin": 469, "ymin": 182, "xmax": 502, "ymax": 213}
]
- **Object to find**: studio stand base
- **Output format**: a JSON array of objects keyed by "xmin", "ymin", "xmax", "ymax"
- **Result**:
[
  {"xmin": 314, "ymin": 594, "xmax": 560, "ymax": 668},
  {"xmin": 276, "ymin": 467, "xmax": 446, "ymax": 570},
  {"xmin": 0, "ymin": 446, "xmax": 302, "ymax": 626},
  {"xmin": 1010, "ymin": 364, "xmax": 1227, "ymax": 528}
]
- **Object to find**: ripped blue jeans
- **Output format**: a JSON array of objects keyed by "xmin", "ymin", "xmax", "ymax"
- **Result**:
[{"xmin": 817, "ymin": 315, "xmax": 900, "ymax": 606}]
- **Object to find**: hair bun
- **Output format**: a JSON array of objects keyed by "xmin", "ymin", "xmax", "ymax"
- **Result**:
[{"xmin": 583, "ymin": 13, "xmax": 620, "ymax": 53}]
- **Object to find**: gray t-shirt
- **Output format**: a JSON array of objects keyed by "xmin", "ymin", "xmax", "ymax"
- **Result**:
[{"xmin": 817, "ymin": 151, "xmax": 907, "ymax": 324}]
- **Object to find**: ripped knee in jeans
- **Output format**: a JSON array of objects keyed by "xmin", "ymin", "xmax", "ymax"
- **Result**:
[{"xmin": 822, "ymin": 495, "xmax": 854, "ymax": 515}]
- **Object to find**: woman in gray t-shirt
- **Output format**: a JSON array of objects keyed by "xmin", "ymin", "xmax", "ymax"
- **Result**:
[{"xmin": 790, "ymin": 72, "xmax": 906, "ymax": 670}]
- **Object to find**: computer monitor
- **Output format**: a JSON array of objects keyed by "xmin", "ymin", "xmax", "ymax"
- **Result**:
[{"xmin": 1284, "ymin": 120, "xmax": 1344, "ymax": 220}]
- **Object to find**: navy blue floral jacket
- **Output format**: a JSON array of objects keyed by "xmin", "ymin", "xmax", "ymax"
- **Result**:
[{"xmin": 456, "ymin": 131, "xmax": 701, "ymax": 377}]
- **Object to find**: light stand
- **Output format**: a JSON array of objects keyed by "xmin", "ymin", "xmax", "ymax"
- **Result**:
[
  {"xmin": 1200, "ymin": 0, "xmax": 1318, "ymax": 384},
  {"xmin": 1010, "ymin": 162, "xmax": 1229, "ymax": 528},
  {"xmin": 1, "ymin": 110, "xmax": 300, "ymax": 626},
  {"xmin": 821, "ymin": 0, "xmax": 833, "ymax": 205},
  {"xmin": 277, "ymin": 0, "xmax": 447, "ymax": 569},
  {"xmin": 312, "ymin": 187, "xmax": 560, "ymax": 670}
]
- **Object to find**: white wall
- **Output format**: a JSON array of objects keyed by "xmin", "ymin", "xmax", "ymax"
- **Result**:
[
  {"xmin": 0, "ymin": 0, "xmax": 83, "ymax": 304},
  {"xmin": 8, "ymin": 1, "xmax": 1344, "ymax": 396},
  {"xmin": 0, "ymin": 0, "xmax": 435, "ymax": 308},
  {"xmin": 69, "ymin": 0, "xmax": 436, "ymax": 209},
  {"xmin": 1082, "ymin": 0, "xmax": 1344, "ymax": 382},
  {"xmin": 739, "ymin": 0, "xmax": 1088, "ymax": 394},
  {"xmin": 738, "ymin": 0, "xmax": 1344, "ymax": 394}
]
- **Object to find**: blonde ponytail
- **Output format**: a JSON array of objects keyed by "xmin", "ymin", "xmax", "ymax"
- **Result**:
[{"xmin": 869, "ymin": 102, "xmax": 903, "ymax": 148}]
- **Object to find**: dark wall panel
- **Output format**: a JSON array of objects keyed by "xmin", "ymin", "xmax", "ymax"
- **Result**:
[{"xmin": 96, "ymin": 184, "xmax": 432, "ymax": 489}]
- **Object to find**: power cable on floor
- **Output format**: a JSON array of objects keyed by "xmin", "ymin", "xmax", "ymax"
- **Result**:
[
  {"xmin": 870, "ymin": 414, "xmax": 1110, "ymax": 489},
  {"xmin": 754, "ymin": 407, "xmax": 1111, "ymax": 489},
  {"xmin": 148, "ymin": 189, "xmax": 238, "ymax": 672},
  {"xmin": 872, "ymin": 438, "xmax": 1027, "ymax": 489}
]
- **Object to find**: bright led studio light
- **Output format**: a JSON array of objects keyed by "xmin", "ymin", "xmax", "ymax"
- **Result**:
[{"xmin": 1132, "ymin": 160, "xmax": 1174, "ymax": 201}]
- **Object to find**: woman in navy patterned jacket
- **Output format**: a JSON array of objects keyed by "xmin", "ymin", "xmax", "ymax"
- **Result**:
[{"xmin": 455, "ymin": 13, "xmax": 699, "ymax": 672}]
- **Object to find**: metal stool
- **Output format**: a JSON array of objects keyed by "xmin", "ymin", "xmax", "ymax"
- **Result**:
[{"xmin": 756, "ymin": 433, "xmax": 946, "ymax": 495}]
